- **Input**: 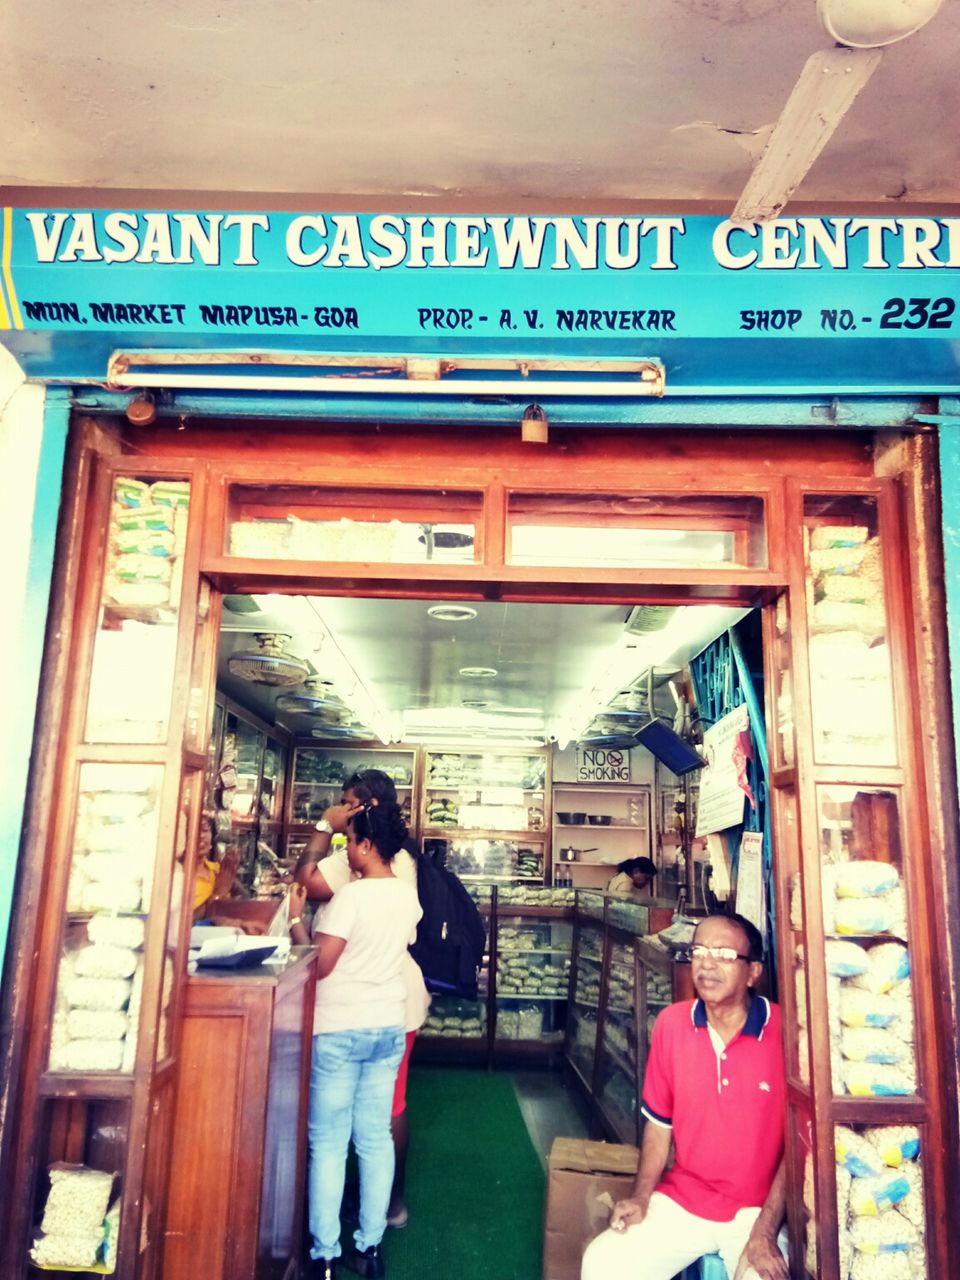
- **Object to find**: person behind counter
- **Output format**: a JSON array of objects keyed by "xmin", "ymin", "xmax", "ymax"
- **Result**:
[
  {"xmin": 581, "ymin": 912, "xmax": 787, "ymax": 1280},
  {"xmin": 289, "ymin": 800, "xmax": 422, "ymax": 1280},
  {"xmin": 191, "ymin": 812, "xmax": 273, "ymax": 934},
  {"xmin": 296, "ymin": 769, "xmax": 428, "ymax": 1230},
  {"xmin": 606, "ymin": 856, "xmax": 658, "ymax": 895}
]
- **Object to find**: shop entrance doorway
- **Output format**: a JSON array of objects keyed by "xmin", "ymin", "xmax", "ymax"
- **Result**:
[
  {"xmin": 207, "ymin": 591, "xmax": 753, "ymax": 895},
  {"xmin": 2, "ymin": 419, "xmax": 955, "ymax": 1280}
]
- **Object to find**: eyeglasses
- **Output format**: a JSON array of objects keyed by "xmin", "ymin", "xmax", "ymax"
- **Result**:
[{"xmin": 687, "ymin": 944, "xmax": 752, "ymax": 964}]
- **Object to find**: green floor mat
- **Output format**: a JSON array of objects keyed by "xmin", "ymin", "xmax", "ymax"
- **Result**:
[{"xmin": 381, "ymin": 1067, "xmax": 545, "ymax": 1280}]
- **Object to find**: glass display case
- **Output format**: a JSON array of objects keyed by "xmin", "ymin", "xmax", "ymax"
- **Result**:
[
  {"xmin": 50, "ymin": 763, "xmax": 162, "ymax": 1076},
  {"xmin": 804, "ymin": 499, "xmax": 897, "ymax": 768},
  {"xmin": 419, "ymin": 883, "xmax": 493, "ymax": 1053},
  {"xmin": 567, "ymin": 908, "xmax": 604, "ymax": 1090},
  {"xmin": 226, "ymin": 710, "xmax": 263, "ymax": 886},
  {"xmin": 770, "ymin": 491, "xmax": 939, "ymax": 1280},
  {"xmin": 421, "ymin": 748, "xmax": 549, "ymax": 883},
  {"xmin": 595, "ymin": 936, "xmax": 640, "ymax": 1143},
  {"xmin": 207, "ymin": 699, "xmax": 292, "ymax": 900},
  {"xmin": 84, "ymin": 476, "xmax": 191, "ymax": 745},
  {"xmin": 493, "ymin": 895, "xmax": 573, "ymax": 1052},
  {"xmin": 11, "ymin": 470, "xmax": 197, "ymax": 1280},
  {"xmin": 565, "ymin": 891, "xmax": 685, "ymax": 1146},
  {"xmin": 416, "ymin": 885, "xmax": 576, "ymax": 1061}
]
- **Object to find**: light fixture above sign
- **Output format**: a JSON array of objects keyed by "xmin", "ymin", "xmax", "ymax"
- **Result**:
[
  {"xmin": 106, "ymin": 350, "xmax": 666, "ymax": 398},
  {"xmin": 817, "ymin": 0, "xmax": 944, "ymax": 47},
  {"xmin": 426, "ymin": 605, "xmax": 478, "ymax": 622}
]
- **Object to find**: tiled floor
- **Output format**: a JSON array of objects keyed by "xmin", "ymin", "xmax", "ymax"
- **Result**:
[{"xmin": 510, "ymin": 1067, "xmax": 591, "ymax": 1167}]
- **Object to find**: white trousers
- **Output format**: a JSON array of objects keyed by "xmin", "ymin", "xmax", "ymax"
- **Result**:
[{"xmin": 580, "ymin": 1190, "xmax": 771, "ymax": 1280}]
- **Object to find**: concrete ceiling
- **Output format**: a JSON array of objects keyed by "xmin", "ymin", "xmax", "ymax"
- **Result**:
[{"xmin": 2, "ymin": 0, "xmax": 959, "ymax": 206}]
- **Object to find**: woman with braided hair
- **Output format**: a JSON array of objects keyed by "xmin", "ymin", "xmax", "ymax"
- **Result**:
[{"xmin": 288, "ymin": 799, "xmax": 421, "ymax": 1280}]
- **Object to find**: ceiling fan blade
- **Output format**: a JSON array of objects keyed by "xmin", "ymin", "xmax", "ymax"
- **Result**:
[{"xmin": 732, "ymin": 45, "xmax": 883, "ymax": 224}]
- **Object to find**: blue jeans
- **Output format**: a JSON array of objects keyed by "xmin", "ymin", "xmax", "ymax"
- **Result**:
[{"xmin": 307, "ymin": 1026, "xmax": 406, "ymax": 1260}]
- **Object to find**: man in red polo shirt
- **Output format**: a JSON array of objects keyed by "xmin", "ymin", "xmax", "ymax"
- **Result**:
[{"xmin": 581, "ymin": 913, "xmax": 787, "ymax": 1280}]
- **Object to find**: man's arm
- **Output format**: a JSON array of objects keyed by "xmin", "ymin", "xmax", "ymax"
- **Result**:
[
  {"xmin": 293, "ymin": 801, "xmax": 362, "ymax": 898},
  {"xmin": 733, "ymin": 1156, "xmax": 788, "ymax": 1280},
  {"xmin": 609, "ymin": 1119, "xmax": 672, "ymax": 1231}
]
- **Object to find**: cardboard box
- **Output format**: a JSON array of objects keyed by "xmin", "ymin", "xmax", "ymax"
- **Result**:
[{"xmin": 542, "ymin": 1137, "xmax": 639, "ymax": 1280}]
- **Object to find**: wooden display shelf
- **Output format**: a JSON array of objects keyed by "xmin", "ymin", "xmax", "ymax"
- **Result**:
[
  {"xmin": 38, "ymin": 1074, "xmax": 135, "ymax": 1100},
  {"xmin": 422, "ymin": 826, "xmax": 544, "ymax": 839},
  {"xmin": 413, "ymin": 1035, "xmax": 489, "ymax": 1058},
  {"xmin": 495, "ymin": 905, "xmax": 573, "ymax": 919},
  {"xmin": 554, "ymin": 822, "xmax": 648, "ymax": 831},
  {"xmin": 498, "ymin": 947, "xmax": 571, "ymax": 956},
  {"xmin": 459, "ymin": 874, "xmax": 543, "ymax": 884},
  {"xmin": 830, "ymin": 1096, "xmax": 927, "ymax": 1123},
  {"xmin": 294, "ymin": 780, "xmax": 412, "ymax": 789},
  {"xmin": 555, "ymin": 783, "xmax": 650, "ymax": 794},
  {"xmin": 29, "ymin": 1259, "xmax": 115, "ymax": 1275},
  {"xmin": 495, "ymin": 992, "xmax": 569, "ymax": 1002},
  {"xmin": 425, "ymin": 780, "xmax": 544, "ymax": 789},
  {"xmin": 492, "ymin": 1037, "xmax": 565, "ymax": 1054}
]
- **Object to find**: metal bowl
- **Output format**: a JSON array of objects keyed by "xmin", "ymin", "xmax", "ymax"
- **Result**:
[
  {"xmin": 587, "ymin": 814, "xmax": 612, "ymax": 825},
  {"xmin": 556, "ymin": 811, "xmax": 586, "ymax": 825}
]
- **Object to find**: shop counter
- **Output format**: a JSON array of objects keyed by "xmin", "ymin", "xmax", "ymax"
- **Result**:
[{"xmin": 163, "ymin": 946, "xmax": 318, "ymax": 1280}]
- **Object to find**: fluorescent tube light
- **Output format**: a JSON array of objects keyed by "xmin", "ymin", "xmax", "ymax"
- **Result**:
[
  {"xmin": 402, "ymin": 732, "xmax": 546, "ymax": 749},
  {"xmin": 107, "ymin": 351, "xmax": 665, "ymax": 398},
  {"xmin": 732, "ymin": 46, "xmax": 882, "ymax": 224},
  {"xmin": 402, "ymin": 706, "xmax": 545, "ymax": 741}
]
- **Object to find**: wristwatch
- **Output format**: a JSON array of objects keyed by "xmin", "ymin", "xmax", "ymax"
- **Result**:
[
  {"xmin": 314, "ymin": 818, "xmax": 333, "ymax": 835},
  {"xmin": 288, "ymin": 916, "xmax": 302, "ymax": 928}
]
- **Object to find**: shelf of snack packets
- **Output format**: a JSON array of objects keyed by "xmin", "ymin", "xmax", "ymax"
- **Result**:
[{"xmin": 416, "ymin": 883, "xmax": 575, "ymax": 1058}]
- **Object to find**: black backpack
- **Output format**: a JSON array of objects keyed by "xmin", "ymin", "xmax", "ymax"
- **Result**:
[{"xmin": 409, "ymin": 851, "xmax": 486, "ymax": 1001}]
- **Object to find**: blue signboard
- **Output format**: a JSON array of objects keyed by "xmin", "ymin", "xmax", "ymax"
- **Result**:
[
  {"xmin": 3, "ymin": 208, "xmax": 960, "ymax": 339},
  {"xmin": 3, "ymin": 208, "xmax": 960, "ymax": 392}
]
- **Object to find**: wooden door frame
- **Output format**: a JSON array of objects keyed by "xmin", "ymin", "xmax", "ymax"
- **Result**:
[{"xmin": 3, "ymin": 415, "xmax": 957, "ymax": 1280}]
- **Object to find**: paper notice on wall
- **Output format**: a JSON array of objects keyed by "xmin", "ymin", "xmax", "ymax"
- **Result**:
[
  {"xmin": 694, "ymin": 703, "xmax": 752, "ymax": 836},
  {"xmin": 736, "ymin": 831, "xmax": 765, "ymax": 938}
]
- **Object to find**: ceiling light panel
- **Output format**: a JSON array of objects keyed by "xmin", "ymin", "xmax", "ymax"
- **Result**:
[{"xmin": 427, "ymin": 605, "xmax": 478, "ymax": 622}]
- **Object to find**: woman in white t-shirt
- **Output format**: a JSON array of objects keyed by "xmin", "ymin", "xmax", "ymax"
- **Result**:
[
  {"xmin": 295, "ymin": 769, "xmax": 430, "ymax": 1230},
  {"xmin": 289, "ymin": 801, "xmax": 422, "ymax": 1280}
]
